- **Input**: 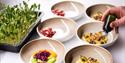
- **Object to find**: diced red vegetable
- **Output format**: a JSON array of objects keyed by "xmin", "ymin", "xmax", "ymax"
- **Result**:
[
  {"xmin": 52, "ymin": 9, "xmax": 65, "ymax": 16},
  {"xmin": 34, "ymin": 50, "xmax": 51, "ymax": 61},
  {"xmin": 40, "ymin": 28, "xmax": 56, "ymax": 38}
]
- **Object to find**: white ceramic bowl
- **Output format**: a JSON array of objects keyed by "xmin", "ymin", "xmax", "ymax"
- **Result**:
[
  {"xmin": 86, "ymin": 4, "xmax": 114, "ymax": 21},
  {"xmin": 37, "ymin": 17, "xmax": 77, "ymax": 42},
  {"xmin": 65, "ymin": 45, "xmax": 113, "ymax": 63},
  {"xmin": 51, "ymin": 1, "xmax": 85, "ymax": 20},
  {"xmin": 77, "ymin": 21, "xmax": 118, "ymax": 47},
  {"xmin": 20, "ymin": 38, "xmax": 65, "ymax": 63}
]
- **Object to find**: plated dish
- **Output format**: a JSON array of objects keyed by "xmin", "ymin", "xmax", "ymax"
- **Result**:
[
  {"xmin": 86, "ymin": 4, "xmax": 114, "ymax": 21},
  {"xmin": 51, "ymin": 1, "xmax": 84, "ymax": 20},
  {"xmin": 77, "ymin": 21, "xmax": 118, "ymax": 47},
  {"xmin": 20, "ymin": 39, "xmax": 65, "ymax": 63},
  {"xmin": 65, "ymin": 45, "xmax": 113, "ymax": 63},
  {"xmin": 37, "ymin": 17, "xmax": 77, "ymax": 42}
]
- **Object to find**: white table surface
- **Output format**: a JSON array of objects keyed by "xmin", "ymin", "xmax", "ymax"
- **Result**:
[{"xmin": 0, "ymin": 0, "xmax": 125, "ymax": 63}]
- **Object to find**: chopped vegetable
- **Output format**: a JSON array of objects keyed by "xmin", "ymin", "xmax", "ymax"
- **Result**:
[
  {"xmin": 40, "ymin": 28, "xmax": 56, "ymax": 38},
  {"xmin": 82, "ymin": 31, "xmax": 108, "ymax": 44},
  {"xmin": 34, "ymin": 50, "xmax": 51, "ymax": 61},
  {"xmin": 52, "ymin": 9, "xmax": 65, "ymax": 16},
  {"xmin": 31, "ymin": 50, "xmax": 57, "ymax": 63},
  {"xmin": 76, "ymin": 56, "xmax": 100, "ymax": 63},
  {"xmin": 91, "ymin": 11, "xmax": 103, "ymax": 21},
  {"xmin": 0, "ymin": 1, "xmax": 40, "ymax": 45}
]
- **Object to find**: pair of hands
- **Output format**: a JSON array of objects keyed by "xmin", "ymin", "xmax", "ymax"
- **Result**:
[{"xmin": 101, "ymin": 6, "xmax": 125, "ymax": 28}]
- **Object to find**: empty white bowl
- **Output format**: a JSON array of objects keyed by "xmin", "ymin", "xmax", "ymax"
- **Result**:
[
  {"xmin": 86, "ymin": 4, "xmax": 114, "ymax": 21},
  {"xmin": 51, "ymin": 1, "xmax": 85, "ymax": 20},
  {"xmin": 77, "ymin": 21, "xmax": 118, "ymax": 47},
  {"xmin": 37, "ymin": 17, "xmax": 77, "ymax": 42},
  {"xmin": 65, "ymin": 45, "xmax": 113, "ymax": 63},
  {"xmin": 20, "ymin": 38, "xmax": 65, "ymax": 63}
]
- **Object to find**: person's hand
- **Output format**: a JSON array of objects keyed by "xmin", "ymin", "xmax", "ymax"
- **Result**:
[{"xmin": 101, "ymin": 6, "xmax": 125, "ymax": 28}]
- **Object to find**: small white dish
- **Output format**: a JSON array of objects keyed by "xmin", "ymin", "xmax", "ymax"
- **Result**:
[
  {"xmin": 51, "ymin": 1, "xmax": 85, "ymax": 20},
  {"xmin": 37, "ymin": 17, "xmax": 77, "ymax": 42}
]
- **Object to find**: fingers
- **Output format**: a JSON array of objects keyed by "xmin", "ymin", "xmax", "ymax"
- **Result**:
[
  {"xmin": 101, "ymin": 7, "xmax": 121, "ymax": 21},
  {"xmin": 115, "ymin": 27, "xmax": 119, "ymax": 33},
  {"xmin": 110, "ymin": 16, "xmax": 125, "ymax": 28},
  {"xmin": 101, "ymin": 9, "xmax": 110, "ymax": 21}
]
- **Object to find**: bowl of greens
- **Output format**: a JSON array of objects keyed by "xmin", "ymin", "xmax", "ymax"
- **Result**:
[{"xmin": 0, "ymin": 1, "xmax": 43, "ymax": 52}]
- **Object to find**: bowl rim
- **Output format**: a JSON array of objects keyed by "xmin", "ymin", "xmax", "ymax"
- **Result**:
[
  {"xmin": 36, "ymin": 17, "xmax": 77, "ymax": 42},
  {"xmin": 64, "ymin": 44, "xmax": 113, "ymax": 63},
  {"xmin": 76, "ymin": 21, "xmax": 119, "ymax": 47},
  {"xmin": 50, "ymin": 0, "xmax": 85, "ymax": 20},
  {"xmin": 85, "ymin": 3, "xmax": 116, "ymax": 21},
  {"xmin": 19, "ymin": 38, "xmax": 66, "ymax": 63}
]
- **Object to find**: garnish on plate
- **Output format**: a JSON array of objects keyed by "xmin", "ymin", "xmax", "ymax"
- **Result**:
[
  {"xmin": 82, "ymin": 31, "xmax": 108, "ymax": 44},
  {"xmin": 52, "ymin": 9, "xmax": 65, "ymax": 16},
  {"xmin": 76, "ymin": 56, "xmax": 100, "ymax": 63},
  {"xmin": 31, "ymin": 50, "xmax": 57, "ymax": 63},
  {"xmin": 91, "ymin": 11, "xmax": 103, "ymax": 21},
  {"xmin": 40, "ymin": 28, "xmax": 56, "ymax": 38}
]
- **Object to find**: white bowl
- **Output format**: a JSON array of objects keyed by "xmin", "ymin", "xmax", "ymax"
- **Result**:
[
  {"xmin": 65, "ymin": 45, "xmax": 113, "ymax": 63},
  {"xmin": 20, "ymin": 38, "xmax": 65, "ymax": 63},
  {"xmin": 85, "ymin": 4, "xmax": 114, "ymax": 21},
  {"xmin": 51, "ymin": 1, "xmax": 85, "ymax": 20},
  {"xmin": 77, "ymin": 21, "xmax": 118, "ymax": 47},
  {"xmin": 37, "ymin": 17, "xmax": 77, "ymax": 42}
]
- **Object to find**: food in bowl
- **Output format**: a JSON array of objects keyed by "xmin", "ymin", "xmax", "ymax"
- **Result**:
[
  {"xmin": 82, "ymin": 31, "xmax": 108, "ymax": 44},
  {"xmin": 30, "ymin": 49, "xmax": 57, "ymax": 63},
  {"xmin": 91, "ymin": 11, "xmax": 103, "ymax": 21},
  {"xmin": 52, "ymin": 9, "xmax": 65, "ymax": 16},
  {"xmin": 40, "ymin": 28, "xmax": 56, "ymax": 38},
  {"xmin": 76, "ymin": 56, "xmax": 100, "ymax": 63}
]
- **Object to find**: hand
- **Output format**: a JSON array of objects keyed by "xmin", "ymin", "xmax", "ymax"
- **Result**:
[{"xmin": 101, "ymin": 6, "xmax": 125, "ymax": 28}]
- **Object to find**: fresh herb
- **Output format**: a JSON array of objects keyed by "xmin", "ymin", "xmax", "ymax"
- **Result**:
[
  {"xmin": 0, "ymin": 1, "xmax": 40, "ymax": 45},
  {"xmin": 0, "ymin": 2, "xmax": 6, "ymax": 10}
]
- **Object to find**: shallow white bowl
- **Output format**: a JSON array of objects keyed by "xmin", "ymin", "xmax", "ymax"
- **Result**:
[
  {"xmin": 37, "ymin": 17, "xmax": 77, "ymax": 42},
  {"xmin": 20, "ymin": 38, "xmax": 65, "ymax": 63},
  {"xmin": 65, "ymin": 45, "xmax": 113, "ymax": 63},
  {"xmin": 51, "ymin": 1, "xmax": 85, "ymax": 20},
  {"xmin": 77, "ymin": 21, "xmax": 118, "ymax": 47},
  {"xmin": 86, "ymin": 4, "xmax": 114, "ymax": 21}
]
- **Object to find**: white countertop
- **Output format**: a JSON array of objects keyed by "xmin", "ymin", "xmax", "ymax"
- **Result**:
[{"xmin": 0, "ymin": 0, "xmax": 125, "ymax": 63}]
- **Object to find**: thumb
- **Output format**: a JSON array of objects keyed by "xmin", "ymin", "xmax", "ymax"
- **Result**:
[{"xmin": 110, "ymin": 16, "xmax": 125, "ymax": 28}]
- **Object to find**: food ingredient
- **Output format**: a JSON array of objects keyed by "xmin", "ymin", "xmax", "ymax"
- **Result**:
[
  {"xmin": 52, "ymin": 9, "xmax": 65, "ymax": 16},
  {"xmin": 0, "ymin": 1, "xmax": 40, "ymax": 45},
  {"xmin": 31, "ymin": 50, "xmax": 57, "ymax": 63},
  {"xmin": 82, "ymin": 31, "xmax": 108, "ymax": 44},
  {"xmin": 76, "ymin": 56, "xmax": 100, "ymax": 63},
  {"xmin": 40, "ymin": 28, "xmax": 56, "ymax": 38},
  {"xmin": 91, "ymin": 11, "xmax": 103, "ymax": 21}
]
